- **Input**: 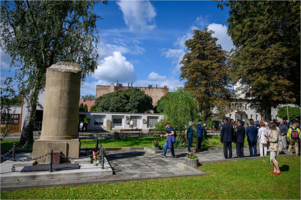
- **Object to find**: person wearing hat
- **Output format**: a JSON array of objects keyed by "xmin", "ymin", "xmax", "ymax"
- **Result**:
[
  {"xmin": 196, "ymin": 119, "xmax": 206, "ymax": 152},
  {"xmin": 160, "ymin": 123, "xmax": 176, "ymax": 158},
  {"xmin": 185, "ymin": 121, "xmax": 194, "ymax": 153},
  {"xmin": 220, "ymin": 117, "xmax": 234, "ymax": 159}
]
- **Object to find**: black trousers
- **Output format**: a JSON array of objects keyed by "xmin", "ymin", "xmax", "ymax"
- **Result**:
[
  {"xmin": 237, "ymin": 142, "xmax": 244, "ymax": 157},
  {"xmin": 223, "ymin": 142, "xmax": 232, "ymax": 159},
  {"xmin": 197, "ymin": 136, "xmax": 203, "ymax": 150}
]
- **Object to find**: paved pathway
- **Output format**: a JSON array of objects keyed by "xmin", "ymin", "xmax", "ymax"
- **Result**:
[{"xmin": 1, "ymin": 146, "xmax": 294, "ymax": 191}]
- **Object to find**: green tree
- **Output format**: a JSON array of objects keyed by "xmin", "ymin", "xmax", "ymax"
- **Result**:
[
  {"xmin": 156, "ymin": 92, "xmax": 175, "ymax": 113},
  {"xmin": 180, "ymin": 29, "xmax": 231, "ymax": 119},
  {"xmin": 95, "ymin": 88, "xmax": 153, "ymax": 113},
  {"xmin": 83, "ymin": 95, "xmax": 96, "ymax": 100},
  {"xmin": 79, "ymin": 103, "xmax": 84, "ymax": 112},
  {"xmin": 90, "ymin": 105, "xmax": 96, "ymax": 112},
  {"xmin": 155, "ymin": 87, "xmax": 199, "ymax": 135},
  {"xmin": 277, "ymin": 106, "xmax": 300, "ymax": 121},
  {"xmin": 84, "ymin": 104, "xmax": 88, "ymax": 112},
  {"xmin": 0, "ymin": 0, "xmax": 107, "ymax": 144},
  {"xmin": 217, "ymin": 0, "xmax": 300, "ymax": 122}
]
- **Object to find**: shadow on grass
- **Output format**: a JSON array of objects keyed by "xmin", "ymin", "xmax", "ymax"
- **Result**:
[{"xmin": 280, "ymin": 165, "xmax": 289, "ymax": 172}]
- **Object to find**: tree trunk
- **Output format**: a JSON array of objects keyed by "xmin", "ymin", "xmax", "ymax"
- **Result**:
[
  {"xmin": 19, "ymin": 79, "xmax": 43, "ymax": 145},
  {"xmin": 259, "ymin": 97, "xmax": 272, "ymax": 122}
]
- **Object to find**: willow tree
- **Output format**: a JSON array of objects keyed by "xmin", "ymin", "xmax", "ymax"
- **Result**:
[
  {"xmin": 156, "ymin": 87, "xmax": 199, "ymax": 134},
  {"xmin": 180, "ymin": 29, "xmax": 231, "ymax": 119},
  {"xmin": 217, "ymin": 0, "xmax": 300, "ymax": 122},
  {"xmin": 0, "ymin": 0, "xmax": 107, "ymax": 145}
]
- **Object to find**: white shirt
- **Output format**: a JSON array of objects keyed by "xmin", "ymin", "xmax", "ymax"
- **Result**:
[{"xmin": 258, "ymin": 127, "xmax": 267, "ymax": 144}]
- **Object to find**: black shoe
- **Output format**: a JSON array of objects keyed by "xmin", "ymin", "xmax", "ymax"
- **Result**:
[{"xmin": 170, "ymin": 156, "xmax": 176, "ymax": 158}]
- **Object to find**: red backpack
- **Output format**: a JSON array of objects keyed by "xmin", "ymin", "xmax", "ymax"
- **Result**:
[{"xmin": 291, "ymin": 128, "xmax": 299, "ymax": 139}]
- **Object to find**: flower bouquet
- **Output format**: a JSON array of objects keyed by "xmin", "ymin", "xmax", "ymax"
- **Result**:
[{"xmin": 91, "ymin": 150, "xmax": 100, "ymax": 166}]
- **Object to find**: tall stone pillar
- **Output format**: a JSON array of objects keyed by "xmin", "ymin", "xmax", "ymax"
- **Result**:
[{"xmin": 32, "ymin": 62, "xmax": 82, "ymax": 163}]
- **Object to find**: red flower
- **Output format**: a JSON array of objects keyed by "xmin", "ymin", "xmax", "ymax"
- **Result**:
[{"xmin": 193, "ymin": 152, "xmax": 196, "ymax": 154}]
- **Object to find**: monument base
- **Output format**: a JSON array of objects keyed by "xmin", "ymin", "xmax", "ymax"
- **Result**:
[{"xmin": 32, "ymin": 140, "xmax": 80, "ymax": 163}]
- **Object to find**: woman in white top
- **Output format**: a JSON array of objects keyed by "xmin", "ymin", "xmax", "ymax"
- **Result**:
[{"xmin": 258, "ymin": 122, "xmax": 268, "ymax": 157}]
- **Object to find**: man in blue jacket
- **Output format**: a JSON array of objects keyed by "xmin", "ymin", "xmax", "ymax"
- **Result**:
[
  {"xmin": 236, "ymin": 120, "xmax": 245, "ymax": 158},
  {"xmin": 196, "ymin": 119, "xmax": 206, "ymax": 152},
  {"xmin": 220, "ymin": 117, "xmax": 234, "ymax": 159},
  {"xmin": 160, "ymin": 123, "xmax": 176, "ymax": 158},
  {"xmin": 246, "ymin": 121, "xmax": 258, "ymax": 157}
]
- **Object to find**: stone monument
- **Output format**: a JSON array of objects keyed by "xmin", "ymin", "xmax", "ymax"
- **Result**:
[{"xmin": 32, "ymin": 62, "xmax": 81, "ymax": 163}]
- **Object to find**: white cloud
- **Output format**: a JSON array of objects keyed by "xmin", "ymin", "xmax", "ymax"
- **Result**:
[
  {"xmin": 195, "ymin": 15, "xmax": 209, "ymax": 29},
  {"xmin": 163, "ymin": 49, "xmax": 185, "ymax": 71},
  {"xmin": 93, "ymin": 51, "xmax": 137, "ymax": 83},
  {"xmin": 97, "ymin": 39, "xmax": 145, "ymax": 61},
  {"xmin": 148, "ymin": 72, "xmax": 166, "ymax": 81},
  {"xmin": 207, "ymin": 23, "xmax": 234, "ymax": 52},
  {"xmin": 117, "ymin": 0, "xmax": 156, "ymax": 31}
]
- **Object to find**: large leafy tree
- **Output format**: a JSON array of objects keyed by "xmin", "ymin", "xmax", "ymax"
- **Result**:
[
  {"xmin": 180, "ymin": 29, "xmax": 231, "ymax": 119},
  {"xmin": 155, "ymin": 87, "xmax": 199, "ymax": 134},
  {"xmin": 277, "ymin": 106, "xmax": 300, "ymax": 121},
  {"xmin": 0, "ymin": 0, "xmax": 107, "ymax": 144},
  {"xmin": 83, "ymin": 95, "xmax": 96, "ymax": 100},
  {"xmin": 95, "ymin": 88, "xmax": 153, "ymax": 113},
  {"xmin": 217, "ymin": 0, "xmax": 300, "ymax": 122}
]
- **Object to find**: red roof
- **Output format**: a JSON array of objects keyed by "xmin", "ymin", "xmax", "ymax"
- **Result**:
[{"xmin": 79, "ymin": 100, "xmax": 95, "ymax": 111}]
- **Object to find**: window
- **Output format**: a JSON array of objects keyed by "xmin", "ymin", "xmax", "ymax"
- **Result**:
[
  {"xmin": 1, "ymin": 114, "xmax": 19, "ymax": 125},
  {"xmin": 229, "ymin": 114, "xmax": 232, "ymax": 119},
  {"xmin": 271, "ymin": 115, "xmax": 273, "ymax": 120},
  {"xmin": 245, "ymin": 104, "xmax": 247, "ymax": 109},
  {"xmin": 113, "ymin": 118, "xmax": 122, "ymax": 126},
  {"xmin": 256, "ymin": 115, "xmax": 258, "ymax": 120},
  {"xmin": 276, "ymin": 115, "xmax": 277, "ymax": 119},
  {"xmin": 251, "ymin": 114, "xmax": 253, "ymax": 119},
  {"xmin": 94, "ymin": 116, "xmax": 104, "ymax": 126},
  {"xmin": 147, "ymin": 116, "xmax": 158, "ymax": 128}
]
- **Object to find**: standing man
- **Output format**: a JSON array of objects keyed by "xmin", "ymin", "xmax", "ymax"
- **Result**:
[
  {"xmin": 185, "ymin": 121, "xmax": 194, "ymax": 153},
  {"xmin": 246, "ymin": 121, "xmax": 258, "ymax": 157},
  {"xmin": 220, "ymin": 117, "xmax": 234, "ymax": 159},
  {"xmin": 236, "ymin": 120, "xmax": 245, "ymax": 158},
  {"xmin": 279, "ymin": 119, "xmax": 288, "ymax": 150},
  {"xmin": 196, "ymin": 119, "xmax": 206, "ymax": 152},
  {"xmin": 160, "ymin": 123, "xmax": 176, "ymax": 158}
]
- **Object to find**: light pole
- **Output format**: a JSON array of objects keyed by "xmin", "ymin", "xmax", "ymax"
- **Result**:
[{"xmin": 287, "ymin": 105, "xmax": 289, "ymax": 122}]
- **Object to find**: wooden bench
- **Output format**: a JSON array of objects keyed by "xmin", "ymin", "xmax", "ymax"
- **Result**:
[{"xmin": 120, "ymin": 129, "xmax": 142, "ymax": 138}]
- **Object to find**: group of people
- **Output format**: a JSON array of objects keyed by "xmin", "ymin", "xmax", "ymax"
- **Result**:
[
  {"xmin": 221, "ymin": 117, "xmax": 301, "ymax": 175},
  {"xmin": 160, "ymin": 120, "xmax": 207, "ymax": 158}
]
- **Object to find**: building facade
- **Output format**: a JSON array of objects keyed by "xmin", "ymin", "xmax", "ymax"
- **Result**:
[{"xmin": 96, "ymin": 83, "xmax": 169, "ymax": 106}]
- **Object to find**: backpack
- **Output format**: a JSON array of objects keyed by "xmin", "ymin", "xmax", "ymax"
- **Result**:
[
  {"xmin": 173, "ymin": 129, "xmax": 177, "ymax": 138},
  {"xmin": 291, "ymin": 128, "xmax": 299, "ymax": 139}
]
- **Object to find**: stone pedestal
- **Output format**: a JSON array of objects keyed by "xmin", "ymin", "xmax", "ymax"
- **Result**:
[{"xmin": 32, "ymin": 62, "xmax": 82, "ymax": 163}]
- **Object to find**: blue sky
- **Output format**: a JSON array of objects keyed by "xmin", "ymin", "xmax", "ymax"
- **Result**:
[{"xmin": 0, "ymin": 0, "xmax": 233, "ymax": 96}]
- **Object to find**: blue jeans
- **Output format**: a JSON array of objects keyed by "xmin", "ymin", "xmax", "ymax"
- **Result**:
[
  {"xmin": 249, "ymin": 142, "xmax": 257, "ymax": 156},
  {"xmin": 163, "ymin": 139, "xmax": 175, "ymax": 157},
  {"xmin": 187, "ymin": 137, "xmax": 192, "ymax": 152}
]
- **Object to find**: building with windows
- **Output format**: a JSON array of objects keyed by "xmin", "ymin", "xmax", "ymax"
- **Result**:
[
  {"xmin": 96, "ymin": 82, "xmax": 169, "ymax": 106},
  {"xmin": 79, "ymin": 111, "xmax": 163, "ymax": 131}
]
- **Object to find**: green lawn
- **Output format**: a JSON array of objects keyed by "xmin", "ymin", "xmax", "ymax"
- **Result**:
[
  {"xmin": 1, "ymin": 136, "xmax": 251, "ymax": 151},
  {"xmin": 1, "ymin": 156, "xmax": 299, "ymax": 199}
]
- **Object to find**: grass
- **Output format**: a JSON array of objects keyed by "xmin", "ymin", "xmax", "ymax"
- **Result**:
[
  {"xmin": 1, "ymin": 136, "xmax": 252, "ymax": 151},
  {"xmin": 1, "ymin": 156, "xmax": 300, "ymax": 199},
  {"xmin": 0, "ymin": 140, "xmax": 33, "ymax": 151}
]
